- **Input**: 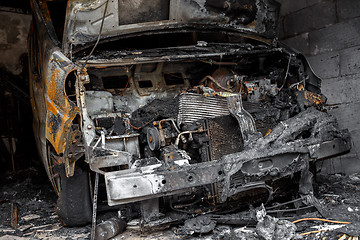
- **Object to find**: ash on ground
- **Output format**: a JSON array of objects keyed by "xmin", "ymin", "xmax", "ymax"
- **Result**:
[{"xmin": 1, "ymin": 167, "xmax": 360, "ymax": 240}]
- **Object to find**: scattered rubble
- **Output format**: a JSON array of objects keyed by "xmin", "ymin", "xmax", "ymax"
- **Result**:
[
  {"xmin": 1, "ymin": 168, "xmax": 360, "ymax": 239},
  {"xmin": 0, "ymin": 168, "xmax": 90, "ymax": 240},
  {"xmin": 180, "ymin": 215, "xmax": 216, "ymax": 235},
  {"xmin": 21, "ymin": 214, "xmax": 40, "ymax": 222},
  {"xmin": 256, "ymin": 215, "xmax": 298, "ymax": 240}
]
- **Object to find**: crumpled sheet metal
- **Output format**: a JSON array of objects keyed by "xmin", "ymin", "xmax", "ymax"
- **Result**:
[{"xmin": 220, "ymin": 107, "xmax": 350, "ymax": 202}]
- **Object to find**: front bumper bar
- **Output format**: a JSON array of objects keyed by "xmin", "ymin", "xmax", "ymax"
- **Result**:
[{"xmin": 104, "ymin": 138, "xmax": 350, "ymax": 206}]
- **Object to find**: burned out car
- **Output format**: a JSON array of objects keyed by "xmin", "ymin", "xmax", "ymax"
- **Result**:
[{"xmin": 29, "ymin": 0, "xmax": 351, "ymax": 227}]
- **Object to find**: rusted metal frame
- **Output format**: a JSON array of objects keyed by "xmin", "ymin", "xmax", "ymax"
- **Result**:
[
  {"xmin": 75, "ymin": 71, "xmax": 96, "ymax": 167},
  {"xmin": 38, "ymin": 25, "xmax": 82, "ymax": 176}
]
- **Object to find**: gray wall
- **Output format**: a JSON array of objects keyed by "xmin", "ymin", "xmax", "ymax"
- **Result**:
[
  {"xmin": 278, "ymin": 0, "xmax": 360, "ymax": 174},
  {"xmin": 0, "ymin": 9, "xmax": 31, "ymax": 75}
]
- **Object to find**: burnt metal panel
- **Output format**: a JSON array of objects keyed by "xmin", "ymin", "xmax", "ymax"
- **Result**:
[{"xmin": 63, "ymin": 0, "xmax": 280, "ymax": 55}]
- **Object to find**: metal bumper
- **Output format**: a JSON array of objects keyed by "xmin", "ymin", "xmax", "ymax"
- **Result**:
[{"xmin": 103, "ymin": 138, "xmax": 350, "ymax": 206}]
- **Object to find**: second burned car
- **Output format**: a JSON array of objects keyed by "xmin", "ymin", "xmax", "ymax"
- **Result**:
[{"xmin": 29, "ymin": 0, "xmax": 351, "ymax": 226}]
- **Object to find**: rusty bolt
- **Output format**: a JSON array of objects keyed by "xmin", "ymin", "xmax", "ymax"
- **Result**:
[{"xmin": 87, "ymin": 124, "xmax": 92, "ymax": 130}]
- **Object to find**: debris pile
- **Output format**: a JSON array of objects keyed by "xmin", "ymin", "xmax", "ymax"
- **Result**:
[{"xmin": 1, "ymin": 169, "xmax": 360, "ymax": 239}]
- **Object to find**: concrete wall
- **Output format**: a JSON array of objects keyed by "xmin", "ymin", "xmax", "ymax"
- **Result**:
[
  {"xmin": 0, "ymin": 9, "xmax": 31, "ymax": 75},
  {"xmin": 278, "ymin": 0, "xmax": 360, "ymax": 174}
]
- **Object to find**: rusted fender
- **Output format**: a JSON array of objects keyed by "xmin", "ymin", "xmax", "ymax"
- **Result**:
[{"xmin": 45, "ymin": 51, "xmax": 80, "ymax": 155}]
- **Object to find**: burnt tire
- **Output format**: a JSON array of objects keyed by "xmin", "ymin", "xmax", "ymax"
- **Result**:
[{"xmin": 56, "ymin": 165, "xmax": 92, "ymax": 226}]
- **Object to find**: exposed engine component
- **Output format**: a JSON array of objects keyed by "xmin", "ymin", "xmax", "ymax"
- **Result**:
[
  {"xmin": 160, "ymin": 145, "xmax": 191, "ymax": 163},
  {"xmin": 178, "ymin": 93, "xmax": 229, "ymax": 125},
  {"xmin": 146, "ymin": 127, "xmax": 161, "ymax": 151},
  {"xmin": 244, "ymin": 78, "xmax": 278, "ymax": 102},
  {"xmin": 207, "ymin": 68, "xmax": 243, "ymax": 92},
  {"xmin": 207, "ymin": 116, "xmax": 244, "ymax": 161},
  {"xmin": 78, "ymin": 49, "xmax": 350, "ymax": 226}
]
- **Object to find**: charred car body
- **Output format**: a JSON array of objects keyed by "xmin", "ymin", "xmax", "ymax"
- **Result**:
[{"xmin": 29, "ymin": 0, "xmax": 351, "ymax": 227}]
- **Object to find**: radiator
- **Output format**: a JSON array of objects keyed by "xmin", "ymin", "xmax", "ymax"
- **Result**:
[{"xmin": 177, "ymin": 93, "xmax": 230, "ymax": 125}]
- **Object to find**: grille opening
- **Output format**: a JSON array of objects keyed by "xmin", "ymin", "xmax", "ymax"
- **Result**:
[
  {"xmin": 138, "ymin": 80, "xmax": 153, "ymax": 88},
  {"xmin": 102, "ymin": 75, "xmax": 129, "ymax": 89},
  {"xmin": 164, "ymin": 73, "xmax": 184, "ymax": 86},
  {"xmin": 99, "ymin": 164, "xmax": 128, "ymax": 172}
]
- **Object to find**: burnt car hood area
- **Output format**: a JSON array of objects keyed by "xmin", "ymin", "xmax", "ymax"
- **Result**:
[
  {"xmin": 10, "ymin": 0, "xmax": 357, "ymax": 239},
  {"xmin": 63, "ymin": 0, "xmax": 280, "ymax": 55}
]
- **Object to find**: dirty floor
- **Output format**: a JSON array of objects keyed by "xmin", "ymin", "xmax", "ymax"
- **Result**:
[{"xmin": 1, "ymin": 167, "xmax": 360, "ymax": 240}]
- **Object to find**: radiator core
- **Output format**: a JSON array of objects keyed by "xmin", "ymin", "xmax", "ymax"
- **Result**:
[{"xmin": 178, "ymin": 93, "xmax": 230, "ymax": 125}]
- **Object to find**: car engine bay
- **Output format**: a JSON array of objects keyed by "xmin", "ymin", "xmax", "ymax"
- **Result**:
[{"xmin": 63, "ymin": 43, "xmax": 351, "ymax": 225}]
